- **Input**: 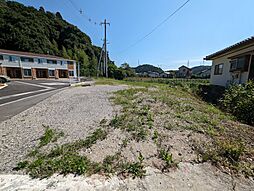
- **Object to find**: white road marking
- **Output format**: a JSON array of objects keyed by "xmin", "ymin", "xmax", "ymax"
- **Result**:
[
  {"xmin": 40, "ymin": 82, "xmax": 70, "ymax": 86},
  {"xmin": 0, "ymin": 88, "xmax": 66, "ymax": 107},
  {"xmin": 15, "ymin": 81, "xmax": 53, "ymax": 89},
  {"xmin": 0, "ymin": 88, "xmax": 51, "ymax": 100}
]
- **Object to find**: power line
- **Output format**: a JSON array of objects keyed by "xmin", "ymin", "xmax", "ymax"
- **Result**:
[
  {"xmin": 67, "ymin": 0, "xmax": 100, "ymax": 27},
  {"xmin": 117, "ymin": 0, "xmax": 191, "ymax": 54},
  {"xmin": 65, "ymin": 0, "xmax": 101, "ymax": 41}
]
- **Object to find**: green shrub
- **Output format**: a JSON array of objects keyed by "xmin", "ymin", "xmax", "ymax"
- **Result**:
[{"xmin": 222, "ymin": 81, "xmax": 254, "ymax": 125}]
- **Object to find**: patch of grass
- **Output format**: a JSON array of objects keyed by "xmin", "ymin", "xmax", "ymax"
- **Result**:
[
  {"xmin": 14, "ymin": 161, "xmax": 29, "ymax": 171},
  {"xmin": 202, "ymin": 140, "xmax": 245, "ymax": 165},
  {"xmin": 48, "ymin": 128, "xmax": 108, "ymax": 157},
  {"xmin": 39, "ymin": 125, "xmax": 64, "ymax": 148},
  {"xmin": 15, "ymin": 128, "xmax": 108, "ymax": 178}
]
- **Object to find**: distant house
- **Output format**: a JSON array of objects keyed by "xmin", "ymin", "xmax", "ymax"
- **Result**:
[
  {"xmin": 159, "ymin": 72, "xmax": 169, "ymax": 78},
  {"xmin": 148, "ymin": 71, "xmax": 160, "ymax": 78},
  {"xmin": 165, "ymin": 70, "xmax": 177, "ymax": 78},
  {"xmin": 0, "ymin": 49, "xmax": 77, "ymax": 79},
  {"xmin": 176, "ymin": 65, "xmax": 192, "ymax": 78},
  {"xmin": 205, "ymin": 36, "xmax": 254, "ymax": 86}
]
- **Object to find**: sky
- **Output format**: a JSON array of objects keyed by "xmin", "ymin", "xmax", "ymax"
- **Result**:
[{"xmin": 15, "ymin": 0, "xmax": 254, "ymax": 70}]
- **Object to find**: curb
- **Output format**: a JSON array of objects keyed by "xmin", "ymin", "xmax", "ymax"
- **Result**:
[
  {"xmin": 0, "ymin": 83, "xmax": 7, "ymax": 90},
  {"xmin": 70, "ymin": 81, "xmax": 95, "ymax": 87}
]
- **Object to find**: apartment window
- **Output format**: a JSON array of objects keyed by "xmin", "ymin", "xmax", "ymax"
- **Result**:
[
  {"xmin": 214, "ymin": 63, "xmax": 224, "ymax": 75},
  {"xmin": 21, "ymin": 57, "xmax": 34, "ymax": 62},
  {"xmin": 38, "ymin": 59, "xmax": 43, "ymax": 64},
  {"xmin": 67, "ymin": 61, "xmax": 74, "ymax": 65},
  {"xmin": 48, "ymin": 70, "xmax": 55, "ymax": 77},
  {"xmin": 47, "ymin": 59, "xmax": 57, "ymax": 64},
  {"xmin": 69, "ymin": 70, "xmax": 74, "ymax": 76},
  {"xmin": 23, "ymin": 69, "xmax": 32, "ymax": 77},
  {"xmin": 9, "ymin": 56, "xmax": 15, "ymax": 62},
  {"xmin": 0, "ymin": 55, "xmax": 3, "ymax": 60}
]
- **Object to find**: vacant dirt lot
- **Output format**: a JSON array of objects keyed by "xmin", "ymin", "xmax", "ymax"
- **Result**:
[{"xmin": 0, "ymin": 83, "xmax": 253, "ymax": 191}]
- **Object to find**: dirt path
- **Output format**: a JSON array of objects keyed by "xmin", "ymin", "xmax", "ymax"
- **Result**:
[{"xmin": 0, "ymin": 85, "xmax": 253, "ymax": 190}]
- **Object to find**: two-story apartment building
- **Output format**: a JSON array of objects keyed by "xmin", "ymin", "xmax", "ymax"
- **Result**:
[
  {"xmin": 0, "ymin": 49, "xmax": 77, "ymax": 79},
  {"xmin": 205, "ymin": 37, "xmax": 254, "ymax": 87}
]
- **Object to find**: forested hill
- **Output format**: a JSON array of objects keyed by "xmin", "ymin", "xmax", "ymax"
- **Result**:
[
  {"xmin": 134, "ymin": 64, "xmax": 164, "ymax": 74},
  {"xmin": 0, "ymin": 0, "xmax": 102, "ymax": 76}
]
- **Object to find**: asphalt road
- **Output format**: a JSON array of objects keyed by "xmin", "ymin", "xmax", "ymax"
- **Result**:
[{"xmin": 0, "ymin": 80, "xmax": 70, "ymax": 122}]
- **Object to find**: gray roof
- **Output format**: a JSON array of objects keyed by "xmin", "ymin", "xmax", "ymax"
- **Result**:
[
  {"xmin": 0, "ymin": 49, "xmax": 75, "ymax": 61},
  {"xmin": 205, "ymin": 36, "xmax": 254, "ymax": 60}
]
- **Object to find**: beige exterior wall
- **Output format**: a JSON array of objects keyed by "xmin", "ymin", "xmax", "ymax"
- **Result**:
[{"xmin": 210, "ymin": 45, "xmax": 254, "ymax": 87}]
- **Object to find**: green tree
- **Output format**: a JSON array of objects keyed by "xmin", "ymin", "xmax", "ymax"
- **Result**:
[{"xmin": 62, "ymin": 46, "xmax": 69, "ymax": 59}]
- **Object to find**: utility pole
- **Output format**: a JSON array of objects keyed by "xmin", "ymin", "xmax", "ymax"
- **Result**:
[
  {"xmin": 97, "ymin": 43, "xmax": 105, "ymax": 77},
  {"xmin": 78, "ymin": 61, "xmax": 80, "ymax": 81},
  {"xmin": 100, "ymin": 19, "xmax": 110, "ymax": 78}
]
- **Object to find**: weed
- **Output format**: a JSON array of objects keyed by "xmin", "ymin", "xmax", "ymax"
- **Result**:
[
  {"xmin": 121, "ymin": 138, "xmax": 129, "ymax": 148},
  {"xmin": 123, "ymin": 153, "xmax": 146, "ymax": 178},
  {"xmin": 39, "ymin": 126, "xmax": 55, "ymax": 147},
  {"xmin": 133, "ymin": 127, "xmax": 148, "ymax": 141},
  {"xmin": 152, "ymin": 130, "xmax": 159, "ymax": 143},
  {"xmin": 159, "ymin": 149, "xmax": 176, "ymax": 168},
  {"xmin": 100, "ymin": 118, "xmax": 108, "ymax": 125}
]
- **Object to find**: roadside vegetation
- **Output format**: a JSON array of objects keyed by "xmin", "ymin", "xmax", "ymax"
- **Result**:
[
  {"xmin": 221, "ymin": 81, "xmax": 254, "ymax": 125},
  {"xmin": 16, "ymin": 78, "xmax": 254, "ymax": 179}
]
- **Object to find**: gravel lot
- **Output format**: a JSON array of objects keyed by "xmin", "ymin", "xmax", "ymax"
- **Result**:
[
  {"xmin": 0, "ymin": 85, "xmax": 126, "ymax": 173},
  {"xmin": 0, "ymin": 84, "xmax": 253, "ymax": 191}
]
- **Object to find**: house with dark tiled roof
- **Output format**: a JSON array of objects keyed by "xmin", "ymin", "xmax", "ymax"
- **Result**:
[
  {"xmin": 176, "ymin": 65, "xmax": 192, "ymax": 78},
  {"xmin": 0, "ymin": 49, "xmax": 77, "ymax": 79},
  {"xmin": 205, "ymin": 36, "xmax": 254, "ymax": 86}
]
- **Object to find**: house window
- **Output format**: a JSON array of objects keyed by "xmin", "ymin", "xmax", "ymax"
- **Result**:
[
  {"xmin": 68, "ymin": 70, "xmax": 74, "ymax": 76},
  {"xmin": 214, "ymin": 63, "xmax": 224, "ymax": 75},
  {"xmin": 47, "ymin": 59, "xmax": 57, "ymax": 64},
  {"xmin": 21, "ymin": 57, "xmax": 34, "ymax": 62},
  {"xmin": 23, "ymin": 69, "xmax": 32, "ymax": 77},
  {"xmin": 48, "ymin": 70, "xmax": 55, "ymax": 77},
  {"xmin": 0, "ymin": 55, "xmax": 3, "ymax": 60},
  {"xmin": 60, "ymin": 61, "xmax": 63, "ymax": 65},
  {"xmin": 67, "ymin": 61, "xmax": 73, "ymax": 65},
  {"xmin": 230, "ymin": 60, "xmax": 237, "ymax": 70},
  {"xmin": 230, "ymin": 56, "xmax": 250, "ymax": 72}
]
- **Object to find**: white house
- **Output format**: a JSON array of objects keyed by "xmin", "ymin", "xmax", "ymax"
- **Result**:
[
  {"xmin": 0, "ymin": 49, "xmax": 77, "ymax": 79},
  {"xmin": 205, "ymin": 37, "xmax": 254, "ymax": 87}
]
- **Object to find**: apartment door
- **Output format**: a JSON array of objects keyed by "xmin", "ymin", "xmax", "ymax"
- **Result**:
[
  {"xmin": 249, "ymin": 57, "xmax": 254, "ymax": 81},
  {"xmin": 36, "ymin": 69, "xmax": 48, "ymax": 78},
  {"xmin": 6, "ymin": 67, "xmax": 22, "ymax": 78},
  {"xmin": 59, "ymin": 69, "xmax": 68, "ymax": 78}
]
